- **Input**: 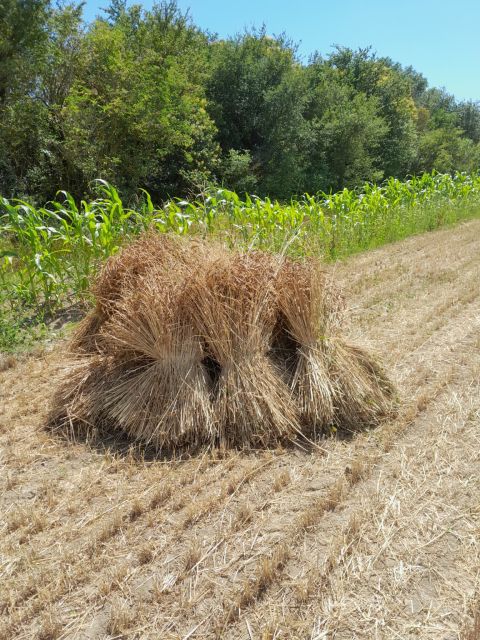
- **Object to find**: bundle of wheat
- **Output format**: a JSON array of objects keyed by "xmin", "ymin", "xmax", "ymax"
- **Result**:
[
  {"xmin": 51, "ymin": 232, "xmax": 396, "ymax": 451},
  {"xmin": 328, "ymin": 340, "xmax": 396, "ymax": 431},
  {"xmin": 99, "ymin": 279, "xmax": 215, "ymax": 448},
  {"xmin": 183, "ymin": 251, "xmax": 300, "ymax": 447},
  {"xmin": 48, "ymin": 355, "xmax": 109, "ymax": 440},
  {"xmin": 273, "ymin": 259, "xmax": 340, "ymax": 435},
  {"xmin": 72, "ymin": 233, "xmax": 212, "ymax": 355}
]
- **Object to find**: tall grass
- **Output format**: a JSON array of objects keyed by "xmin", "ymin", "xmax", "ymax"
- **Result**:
[{"xmin": 2, "ymin": 172, "xmax": 480, "ymax": 319}]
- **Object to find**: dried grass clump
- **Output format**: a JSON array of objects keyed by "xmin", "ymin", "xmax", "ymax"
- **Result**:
[
  {"xmin": 183, "ymin": 251, "xmax": 299, "ymax": 447},
  {"xmin": 273, "ymin": 259, "xmax": 341, "ymax": 434},
  {"xmin": 71, "ymin": 233, "xmax": 211, "ymax": 354},
  {"xmin": 50, "ymin": 232, "xmax": 396, "ymax": 451},
  {"xmin": 328, "ymin": 340, "xmax": 396, "ymax": 430}
]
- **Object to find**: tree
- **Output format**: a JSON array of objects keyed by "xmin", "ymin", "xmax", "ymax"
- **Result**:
[
  {"xmin": 456, "ymin": 100, "xmax": 480, "ymax": 143},
  {"xmin": 414, "ymin": 127, "xmax": 480, "ymax": 173},
  {"xmin": 0, "ymin": 0, "xmax": 51, "ymax": 196},
  {"xmin": 326, "ymin": 48, "xmax": 418, "ymax": 178},
  {"xmin": 207, "ymin": 31, "xmax": 311, "ymax": 198},
  {"xmin": 0, "ymin": 0, "xmax": 50, "ymax": 104},
  {"xmin": 303, "ymin": 62, "xmax": 386, "ymax": 191},
  {"xmin": 62, "ymin": 2, "xmax": 219, "ymax": 200},
  {"xmin": 220, "ymin": 149, "xmax": 258, "ymax": 194},
  {"xmin": 412, "ymin": 89, "xmax": 480, "ymax": 173}
]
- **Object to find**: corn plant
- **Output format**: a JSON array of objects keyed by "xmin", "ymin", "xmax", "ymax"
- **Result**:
[{"xmin": 2, "ymin": 171, "xmax": 480, "ymax": 316}]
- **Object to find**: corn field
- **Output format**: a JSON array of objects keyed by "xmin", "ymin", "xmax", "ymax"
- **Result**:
[{"xmin": 2, "ymin": 172, "xmax": 480, "ymax": 316}]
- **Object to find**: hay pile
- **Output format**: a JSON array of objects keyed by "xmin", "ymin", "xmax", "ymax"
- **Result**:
[{"xmin": 51, "ymin": 233, "xmax": 396, "ymax": 451}]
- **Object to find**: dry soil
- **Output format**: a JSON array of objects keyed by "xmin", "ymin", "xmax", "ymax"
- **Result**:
[{"xmin": 1, "ymin": 220, "xmax": 479, "ymax": 639}]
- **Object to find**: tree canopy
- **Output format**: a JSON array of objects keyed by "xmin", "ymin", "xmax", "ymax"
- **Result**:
[{"xmin": 1, "ymin": 0, "xmax": 479, "ymax": 202}]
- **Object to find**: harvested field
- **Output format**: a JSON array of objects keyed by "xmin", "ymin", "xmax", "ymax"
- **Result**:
[{"xmin": 1, "ymin": 219, "xmax": 480, "ymax": 639}]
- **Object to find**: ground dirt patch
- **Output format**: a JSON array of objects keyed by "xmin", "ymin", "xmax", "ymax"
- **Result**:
[{"xmin": 1, "ymin": 220, "xmax": 479, "ymax": 639}]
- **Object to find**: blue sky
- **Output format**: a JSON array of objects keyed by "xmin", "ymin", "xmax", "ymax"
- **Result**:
[{"xmin": 82, "ymin": 0, "xmax": 480, "ymax": 102}]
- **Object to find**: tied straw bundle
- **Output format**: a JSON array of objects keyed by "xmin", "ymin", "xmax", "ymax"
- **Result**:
[{"xmin": 50, "ymin": 233, "xmax": 396, "ymax": 451}]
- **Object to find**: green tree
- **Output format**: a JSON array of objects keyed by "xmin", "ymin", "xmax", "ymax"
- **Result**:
[
  {"xmin": 456, "ymin": 100, "xmax": 480, "ymax": 143},
  {"xmin": 326, "ymin": 48, "xmax": 418, "ymax": 178},
  {"xmin": 414, "ymin": 127, "xmax": 480, "ymax": 173},
  {"xmin": 221, "ymin": 149, "xmax": 258, "ymax": 194},
  {"xmin": 31, "ymin": 2, "xmax": 85, "ymax": 197},
  {"xmin": 0, "ymin": 0, "xmax": 51, "ymax": 195},
  {"xmin": 412, "ymin": 89, "xmax": 480, "ymax": 173},
  {"xmin": 0, "ymin": 0, "xmax": 49, "ymax": 104},
  {"xmin": 303, "ymin": 61, "xmax": 387, "ymax": 191},
  {"xmin": 63, "ymin": 1, "xmax": 219, "ymax": 200},
  {"xmin": 207, "ymin": 31, "xmax": 310, "ymax": 198}
]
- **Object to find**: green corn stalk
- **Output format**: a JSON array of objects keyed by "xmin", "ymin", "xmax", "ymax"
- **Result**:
[{"xmin": 2, "ymin": 171, "xmax": 480, "ymax": 315}]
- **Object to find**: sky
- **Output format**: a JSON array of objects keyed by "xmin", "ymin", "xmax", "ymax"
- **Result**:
[{"xmin": 82, "ymin": 0, "xmax": 480, "ymax": 102}]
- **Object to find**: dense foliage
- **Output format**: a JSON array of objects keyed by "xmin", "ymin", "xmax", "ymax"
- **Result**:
[
  {"xmin": 2, "ymin": 171, "xmax": 480, "ymax": 313},
  {"xmin": 1, "ymin": 0, "xmax": 480, "ymax": 203}
]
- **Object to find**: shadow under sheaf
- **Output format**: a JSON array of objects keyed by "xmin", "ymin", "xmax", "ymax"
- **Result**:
[{"xmin": 47, "ymin": 232, "xmax": 397, "ymax": 457}]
